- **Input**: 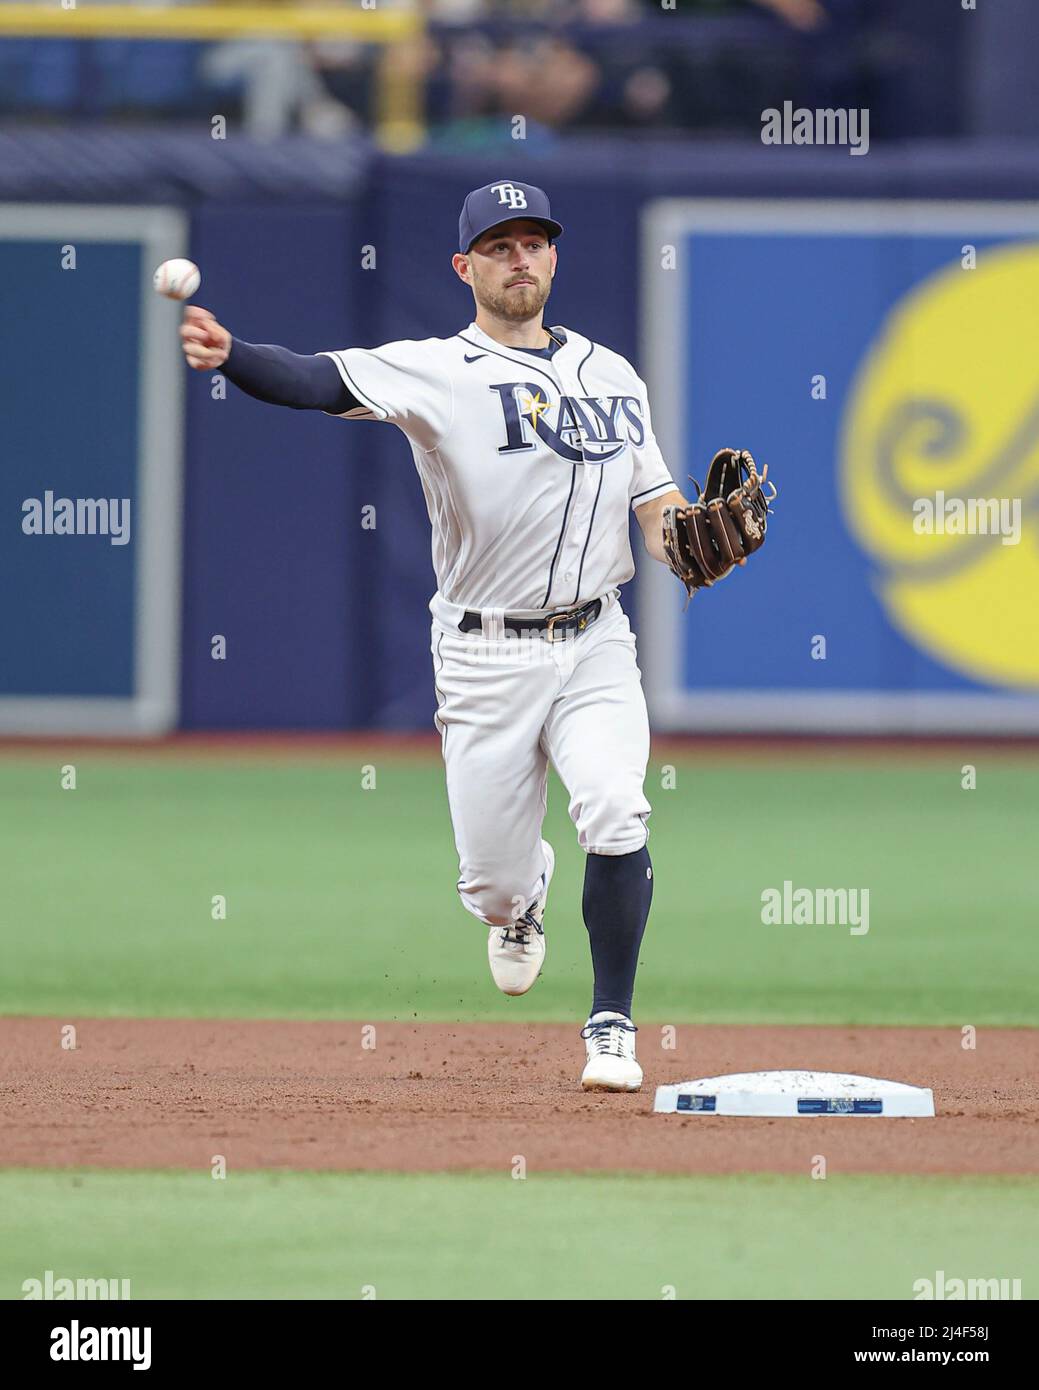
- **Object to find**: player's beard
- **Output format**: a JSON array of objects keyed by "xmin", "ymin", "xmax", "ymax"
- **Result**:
[{"xmin": 473, "ymin": 267, "xmax": 552, "ymax": 323}]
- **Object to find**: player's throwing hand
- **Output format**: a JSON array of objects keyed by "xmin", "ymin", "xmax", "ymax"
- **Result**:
[{"xmin": 179, "ymin": 306, "xmax": 231, "ymax": 371}]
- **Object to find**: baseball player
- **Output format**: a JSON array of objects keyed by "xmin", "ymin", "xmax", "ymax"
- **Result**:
[{"xmin": 178, "ymin": 180, "xmax": 771, "ymax": 1092}]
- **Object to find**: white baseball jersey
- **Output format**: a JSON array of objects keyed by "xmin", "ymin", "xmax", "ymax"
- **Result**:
[{"xmin": 319, "ymin": 321, "xmax": 675, "ymax": 619}]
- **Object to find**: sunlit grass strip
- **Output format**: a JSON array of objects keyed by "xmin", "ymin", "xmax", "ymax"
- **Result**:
[{"xmin": 2, "ymin": 1170, "xmax": 1036, "ymax": 1301}]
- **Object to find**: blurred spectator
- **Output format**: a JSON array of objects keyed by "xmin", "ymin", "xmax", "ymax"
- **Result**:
[
  {"xmin": 0, "ymin": 0, "xmax": 969, "ymax": 146},
  {"xmin": 642, "ymin": 0, "xmax": 825, "ymax": 23},
  {"xmin": 579, "ymin": 0, "xmax": 641, "ymax": 19},
  {"xmin": 203, "ymin": 37, "xmax": 359, "ymax": 140},
  {"xmin": 494, "ymin": 37, "xmax": 600, "ymax": 127},
  {"xmin": 751, "ymin": 0, "xmax": 828, "ymax": 31}
]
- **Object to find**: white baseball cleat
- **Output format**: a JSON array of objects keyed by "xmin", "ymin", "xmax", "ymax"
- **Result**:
[
  {"xmin": 487, "ymin": 841, "xmax": 555, "ymax": 997},
  {"xmin": 580, "ymin": 1011, "xmax": 643, "ymax": 1092}
]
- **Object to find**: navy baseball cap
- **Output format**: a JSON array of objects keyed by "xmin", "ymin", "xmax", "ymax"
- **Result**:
[{"xmin": 458, "ymin": 181, "xmax": 563, "ymax": 254}]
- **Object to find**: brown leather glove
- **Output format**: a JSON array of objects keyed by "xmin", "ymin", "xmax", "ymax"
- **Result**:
[{"xmin": 662, "ymin": 448, "xmax": 775, "ymax": 601}]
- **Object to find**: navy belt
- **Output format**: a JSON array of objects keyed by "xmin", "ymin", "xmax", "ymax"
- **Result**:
[{"xmin": 458, "ymin": 597, "xmax": 603, "ymax": 643}]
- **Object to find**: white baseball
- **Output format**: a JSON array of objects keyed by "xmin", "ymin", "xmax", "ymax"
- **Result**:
[{"xmin": 153, "ymin": 258, "xmax": 201, "ymax": 301}]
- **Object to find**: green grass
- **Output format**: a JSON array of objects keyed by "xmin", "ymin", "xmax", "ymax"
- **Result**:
[
  {"xmin": 1, "ymin": 1169, "xmax": 1034, "ymax": 1300},
  {"xmin": 0, "ymin": 751, "xmax": 1035, "ymax": 1024}
]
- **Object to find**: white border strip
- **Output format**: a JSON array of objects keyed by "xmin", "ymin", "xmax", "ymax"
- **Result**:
[
  {"xmin": 638, "ymin": 198, "xmax": 1039, "ymax": 734},
  {"xmin": 0, "ymin": 204, "xmax": 186, "ymax": 736}
]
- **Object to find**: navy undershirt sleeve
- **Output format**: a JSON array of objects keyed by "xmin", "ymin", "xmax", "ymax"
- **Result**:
[{"xmin": 222, "ymin": 339, "xmax": 359, "ymax": 413}]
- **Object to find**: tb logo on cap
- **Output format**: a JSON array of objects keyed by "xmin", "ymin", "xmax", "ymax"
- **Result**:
[{"xmin": 490, "ymin": 182, "xmax": 528, "ymax": 211}]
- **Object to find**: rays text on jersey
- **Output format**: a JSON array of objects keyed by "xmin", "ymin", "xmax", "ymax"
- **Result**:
[{"xmin": 490, "ymin": 383, "xmax": 646, "ymax": 462}]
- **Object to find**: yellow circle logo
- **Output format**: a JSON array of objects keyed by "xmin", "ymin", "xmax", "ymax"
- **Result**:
[{"xmin": 840, "ymin": 242, "xmax": 1039, "ymax": 688}]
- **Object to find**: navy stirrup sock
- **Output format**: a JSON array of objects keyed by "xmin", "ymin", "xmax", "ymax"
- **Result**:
[{"xmin": 582, "ymin": 846, "xmax": 653, "ymax": 1019}]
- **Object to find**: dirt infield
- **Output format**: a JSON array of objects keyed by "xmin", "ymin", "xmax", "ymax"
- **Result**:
[{"xmin": 2, "ymin": 1018, "xmax": 1036, "ymax": 1175}]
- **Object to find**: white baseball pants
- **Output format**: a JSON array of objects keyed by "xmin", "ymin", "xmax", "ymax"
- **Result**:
[{"xmin": 430, "ymin": 593, "xmax": 652, "ymax": 927}]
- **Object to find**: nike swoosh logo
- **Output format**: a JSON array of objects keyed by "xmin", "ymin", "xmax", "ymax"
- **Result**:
[{"xmin": 463, "ymin": 353, "xmax": 487, "ymax": 364}]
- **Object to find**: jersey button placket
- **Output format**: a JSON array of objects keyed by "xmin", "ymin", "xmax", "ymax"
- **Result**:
[
  {"xmin": 557, "ymin": 364, "xmax": 593, "ymax": 606},
  {"xmin": 555, "ymin": 455, "xmax": 588, "ymax": 604}
]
